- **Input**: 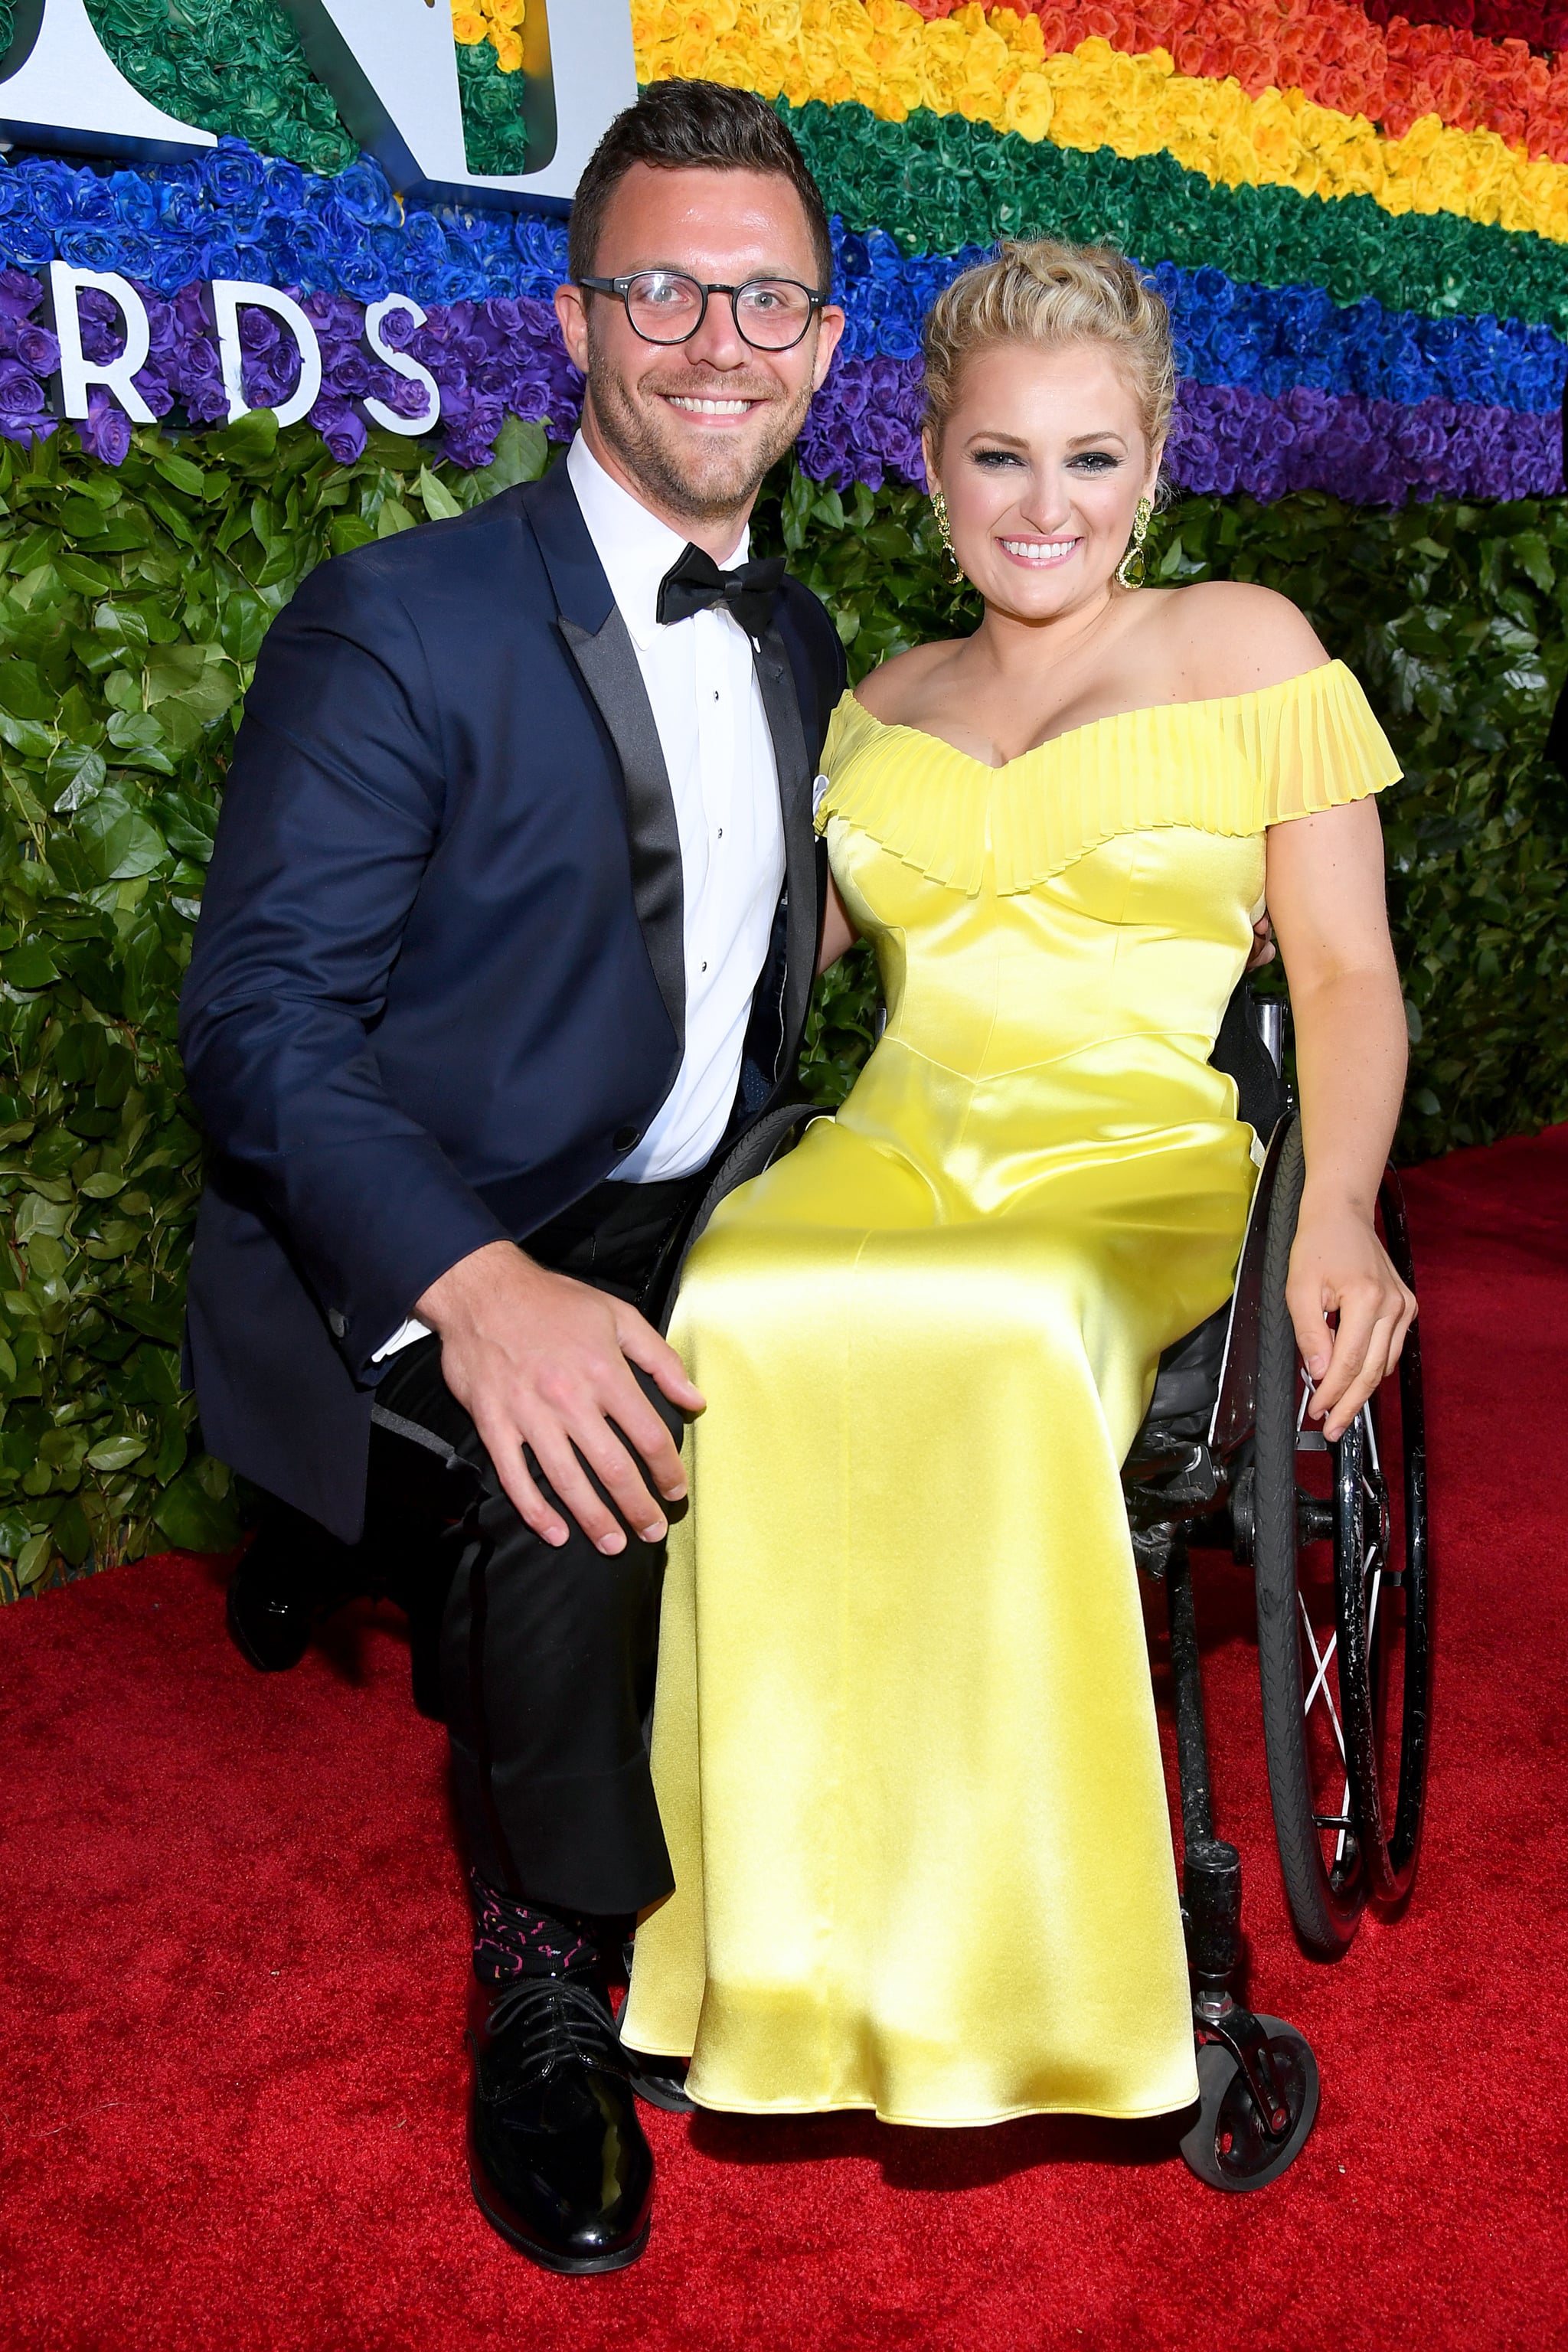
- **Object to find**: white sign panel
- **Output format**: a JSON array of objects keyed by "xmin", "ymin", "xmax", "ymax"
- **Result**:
[{"xmin": 0, "ymin": 0, "xmax": 635, "ymax": 211}]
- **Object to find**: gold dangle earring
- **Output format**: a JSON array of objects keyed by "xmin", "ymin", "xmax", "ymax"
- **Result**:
[
  {"xmin": 1116, "ymin": 496, "xmax": 1152, "ymax": 590},
  {"xmin": 931, "ymin": 486, "xmax": 962, "ymax": 580}
]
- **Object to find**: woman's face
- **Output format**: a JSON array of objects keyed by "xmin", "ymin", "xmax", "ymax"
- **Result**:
[{"xmin": 926, "ymin": 338, "xmax": 1161, "ymax": 621}]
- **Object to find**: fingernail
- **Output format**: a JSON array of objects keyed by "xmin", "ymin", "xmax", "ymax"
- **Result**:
[
  {"xmin": 546, "ymin": 1526, "xmax": 568, "ymax": 1547},
  {"xmin": 598, "ymin": 1531, "xmax": 626, "ymax": 1556},
  {"xmin": 640, "ymin": 1521, "xmax": 667, "ymax": 1544},
  {"xmin": 662, "ymin": 1483, "xmax": 687, "ymax": 1502}
]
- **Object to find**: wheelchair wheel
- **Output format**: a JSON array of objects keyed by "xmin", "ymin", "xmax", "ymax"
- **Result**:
[
  {"xmin": 1178, "ymin": 2015, "xmax": 1320, "ymax": 2192},
  {"xmin": 1251, "ymin": 1118, "xmax": 1432, "ymax": 1955}
]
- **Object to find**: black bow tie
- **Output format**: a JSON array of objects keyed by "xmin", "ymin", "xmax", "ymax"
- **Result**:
[{"xmin": 656, "ymin": 541, "xmax": 786, "ymax": 638}]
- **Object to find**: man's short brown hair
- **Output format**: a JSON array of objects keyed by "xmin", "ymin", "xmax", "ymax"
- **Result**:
[{"xmin": 567, "ymin": 80, "xmax": 835, "ymax": 294}]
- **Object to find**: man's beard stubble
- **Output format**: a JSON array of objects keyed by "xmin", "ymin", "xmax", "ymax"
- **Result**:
[{"xmin": 584, "ymin": 337, "xmax": 815, "ymax": 525}]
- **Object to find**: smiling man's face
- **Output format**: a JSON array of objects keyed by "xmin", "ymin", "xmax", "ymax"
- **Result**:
[{"xmin": 554, "ymin": 162, "xmax": 844, "ymax": 555}]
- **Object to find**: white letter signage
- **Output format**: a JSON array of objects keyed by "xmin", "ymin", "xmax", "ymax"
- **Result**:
[
  {"xmin": 210, "ymin": 283, "xmax": 325, "ymax": 431},
  {"xmin": 47, "ymin": 260, "xmax": 155, "ymax": 423},
  {"xmin": 0, "ymin": 0, "xmax": 216, "ymax": 159},
  {"xmin": 276, "ymin": 0, "xmax": 635, "ymax": 211},
  {"xmin": 362, "ymin": 297, "xmax": 442, "ymax": 437},
  {"xmin": 2, "ymin": 0, "xmax": 635, "ymax": 210}
]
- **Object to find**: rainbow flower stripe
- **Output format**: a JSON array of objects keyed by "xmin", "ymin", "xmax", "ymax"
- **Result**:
[
  {"xmin": 638, "ymin": 0, "xmax": 1568, "ymax": 502},
  {"xmin": 633, "ymin": 3, "xmax": 1568, "ymax": 244},
  {"xmin": 897, "ymin": 0, "xmax": 1568, "ymax": 166},
  {"xmin": 782, "ymin": 96, "xmax": 1568, "ymax": 330},
  {"xmin": 0, "ymin": 0, "xmax": 1560, "ymax": 503}
]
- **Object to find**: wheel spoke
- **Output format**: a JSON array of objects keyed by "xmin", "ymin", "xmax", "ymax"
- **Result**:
[{"xmin": 1298, "ymin": 1595, "xmax": 1348, "ymax": 1762}]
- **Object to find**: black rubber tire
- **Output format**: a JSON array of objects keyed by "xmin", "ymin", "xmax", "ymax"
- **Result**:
[
  {"xmin": 1178, "ymin": 2014, "xmax": 1321, "ymax": 2193},
  {"xmin": 1252, "ymin": 1116, "xmax": 1367, "ymax": 1955}
]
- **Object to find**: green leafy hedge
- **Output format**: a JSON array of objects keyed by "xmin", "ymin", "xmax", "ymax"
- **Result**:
[
  {"xmin": 0, "ymin": 418, "xmax": 1563, "ymax": 1600},
  {"xmin": 0, "ymin": 410, "xmax": 551, "ymax": 1601}
]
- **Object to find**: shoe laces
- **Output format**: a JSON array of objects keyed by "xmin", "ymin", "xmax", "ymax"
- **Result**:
[{"xmin": 482, "ymin": 1972, "xmax": 628, "ymax": 2089}]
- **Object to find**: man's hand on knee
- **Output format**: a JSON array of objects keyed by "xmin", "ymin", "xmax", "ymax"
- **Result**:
[{"xmin": 413, "ymin": 1241, "xmax": 704, "ymax": 1554}]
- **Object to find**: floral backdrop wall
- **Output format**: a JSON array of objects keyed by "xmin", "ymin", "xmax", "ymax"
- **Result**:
[{"xmin": 0, "ymin": 0, "xmax": 1564, "ymax": 1596}]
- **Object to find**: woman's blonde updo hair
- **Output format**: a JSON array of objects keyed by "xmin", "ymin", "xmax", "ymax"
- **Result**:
[{"xmin": 922, "ymin": 238, "xmax": 1176, "ymax": 463}]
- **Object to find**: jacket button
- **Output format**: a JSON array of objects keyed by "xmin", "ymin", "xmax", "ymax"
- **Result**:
[
  {"xmin": 328, "ymin": 1310, "xmax": 347, "ymax": 1338},
  {"xmin": 613, "ymin": 1125, "xmax": 643, "ymax": 1152}
]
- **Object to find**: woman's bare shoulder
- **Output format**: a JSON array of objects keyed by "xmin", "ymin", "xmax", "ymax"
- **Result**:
[
  {"xmin": 1159, "ymin": 580, "xmax": 1330, "ymax": 697},
  {"xmin": 851, "ymin": 639, "xmax": 965, "ymax": 723}
]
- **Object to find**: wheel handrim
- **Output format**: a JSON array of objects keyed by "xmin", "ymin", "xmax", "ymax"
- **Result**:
[
  {"xmin": 1331, "ymin": 1172, "xmax": 1432, "ymax": 1903},
  {"xmin": 1292, "ymin": 1370, "xmax": 1367, "ymax": 1910}
]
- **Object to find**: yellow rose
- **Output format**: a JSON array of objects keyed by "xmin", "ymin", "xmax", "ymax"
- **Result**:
[
  {"xmin": 450, "ymin": 8, "xmax": 488, "ymax": 46},
  {"xmin": 1247, "ymin": 90, "xmax": 1306, "ymax": 177},
  {"xmin": 1004, "ymin": 69, "xmax": 1054, "ymax": 141},
  {"xmin": 491, "ymin": 26, "xmax": 524, "ymax": 69}
]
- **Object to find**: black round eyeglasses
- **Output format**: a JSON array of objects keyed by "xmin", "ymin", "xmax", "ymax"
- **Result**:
[{"xmin": 577, "ymin": 270, "xmax": 828, "ymax": 352}]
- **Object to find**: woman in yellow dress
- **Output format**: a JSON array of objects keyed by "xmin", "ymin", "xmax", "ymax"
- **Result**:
[{"xmin": 622, "ymin": 241, "xmax": 1417, "ymax": 2127}]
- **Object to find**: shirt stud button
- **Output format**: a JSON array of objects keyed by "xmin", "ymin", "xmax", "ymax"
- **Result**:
[{"xmin": 612, "ymin": 1125, "xmax": 642, "ymax": 1152}]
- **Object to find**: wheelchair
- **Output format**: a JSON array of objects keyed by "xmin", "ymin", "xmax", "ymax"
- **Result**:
[{"xmin": 663, "ymin": 976, "xmax": 1432, "ymax": 2194}]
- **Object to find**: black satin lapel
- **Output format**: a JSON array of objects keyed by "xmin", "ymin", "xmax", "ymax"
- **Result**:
[
  {"xmin": 753, "ymin": 623, "xmax": 818, "ymax": 1054},
  {"xmin": 559, "ymin": 609, "xmax": 685, "ymax": 1051}
]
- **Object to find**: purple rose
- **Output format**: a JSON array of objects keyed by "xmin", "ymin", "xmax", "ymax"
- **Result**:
[
  {"xmin": 14, "ymin": 321, "xmax": 56, "ymax": 372},
  {"xmin": 0, "ymin": 358, "xmax": 44, "ymax": 412},
  {"xmin": 311, "ymin": 394, "xmax": 368, "ymax": 464},
  {"xmin": 78, "ymin": 387, "xmax": 131, "ymax": 466}
]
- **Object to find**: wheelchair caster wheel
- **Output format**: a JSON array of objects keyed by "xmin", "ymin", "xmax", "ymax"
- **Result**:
[{"xmin": 1178, "ymin": 2014, "xmax": 1319, "ymax": 2192}]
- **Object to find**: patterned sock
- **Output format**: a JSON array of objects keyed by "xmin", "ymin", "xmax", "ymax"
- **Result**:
[{"xmin": 469, "ymin": 1870, "xmax": 605, "ymax": 1985}]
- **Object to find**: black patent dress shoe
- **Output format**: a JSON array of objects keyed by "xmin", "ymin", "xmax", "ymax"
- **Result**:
[
  {"xmin": 225, "ymin": 1547, "xmax": 322, "ymax": 1672},
  {"xmin": 621, "ymin": 2040, "xmax": 695, "ymax": 2115},
  {"xmin": 466, "ymin": 1968, "xmax": 654, "ymax": 2273},
  {"xmin": 224, "ymin": 1499, "xmax": 368, "ymax": 1673}
]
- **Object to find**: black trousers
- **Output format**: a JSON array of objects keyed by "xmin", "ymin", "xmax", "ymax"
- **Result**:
[{"xmin": 369, "ymin": 1176, "xmax": 698, "ymax": 1916}]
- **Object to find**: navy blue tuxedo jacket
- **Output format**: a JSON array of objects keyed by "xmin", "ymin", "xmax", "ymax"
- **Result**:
[{"xmin": 180, "ymin": 460, "xmax": 844, "ymax": 1540}]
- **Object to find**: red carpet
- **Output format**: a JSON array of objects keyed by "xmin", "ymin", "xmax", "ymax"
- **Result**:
[{"xmin": 2, "ymin": 1131, "xmax": 1565, "ymax": 2352}]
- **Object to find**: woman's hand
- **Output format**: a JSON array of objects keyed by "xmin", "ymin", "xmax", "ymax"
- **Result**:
[{"xmin": 1285, "ymin": 1200, "xmax": 1416, "ymax": 1442}]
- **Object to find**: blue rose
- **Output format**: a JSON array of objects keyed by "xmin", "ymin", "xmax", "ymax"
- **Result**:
[
  {"xmin": 3, "ymin": 217, "xmax": 59, "ymax": 270},
  {"xmin": 329, "ymin": 157, "xmax": 399, "ymax": 230},
  {"xmin": 158, "ymin": 170, "xmax": 211, "ymax": 240},
  {"xmin": 70, "ymin": 175, "xmax": 119, "ymax": 227},
  {"xmin": 20, "ymin": 158, "xmax": 79, "ymax": 234},
  {"xmin": 199, "ymin": 240, "xmax": 247, "ymax": 285},
  {"xmin": 263, "ymin": 157, "xmax": 307, "ymax": 218},
  {"xmin": 58, "ymin": 226, "xmax": 133, "ymax": 273},
  {"xmin": 106, "ymin": 169, "xmax": 161, "ymax": 233},
  {"xmin": 335, "ymin": 248, "xmax": 390, "ymax": 303},
  {"xmin": 204, "ymin": 139, "xmax": 270, "ymax": 238}
]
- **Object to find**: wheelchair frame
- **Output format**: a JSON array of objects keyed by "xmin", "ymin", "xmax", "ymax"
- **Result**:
[{"xmin": 664, "ymin": 977, "xmax": 1432, "ymax": 2193}]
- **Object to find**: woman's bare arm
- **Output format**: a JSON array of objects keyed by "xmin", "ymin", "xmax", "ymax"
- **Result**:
[{"xmin": 1265, "ymin": 795, "xmax": 1416, "ymax": 1441}]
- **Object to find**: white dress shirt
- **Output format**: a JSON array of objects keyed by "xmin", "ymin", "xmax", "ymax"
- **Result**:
[
  {"xmin": 566, "ymin": 434, "xmax": 784, "ymax": 1181},
  {"xmin": 372, "ymin": 436, "xmax": 784, "ymax": 1361}
]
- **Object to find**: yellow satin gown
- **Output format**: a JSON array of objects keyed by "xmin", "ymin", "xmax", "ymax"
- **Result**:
[{"xmin": 622, "ymin": 659, "xmax": 1398, "ymax": 2126}]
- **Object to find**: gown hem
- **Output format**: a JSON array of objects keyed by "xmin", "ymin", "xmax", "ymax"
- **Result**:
[{"xmin": 684, "ymin": 2086, "xmax": 1203, "ymax": 2128}]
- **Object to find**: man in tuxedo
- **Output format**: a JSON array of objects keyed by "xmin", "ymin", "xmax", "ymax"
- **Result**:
[{"xmin": 179, "ymin": 80, "xmax": 845, "ymax": 2272}]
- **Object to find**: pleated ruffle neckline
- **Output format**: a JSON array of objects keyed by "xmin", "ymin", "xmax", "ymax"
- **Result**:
[{"xmin": 815, "ymin": 658, "xmax": 1402, "ymax": 898}]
